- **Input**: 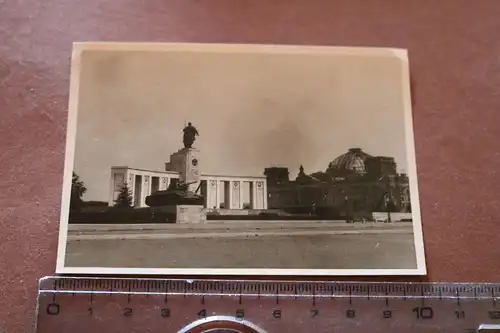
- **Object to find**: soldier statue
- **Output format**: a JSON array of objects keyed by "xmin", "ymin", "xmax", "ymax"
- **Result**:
[{"xmin": 182, "ymin": 122, "xmax": 199, "ymax": 149}]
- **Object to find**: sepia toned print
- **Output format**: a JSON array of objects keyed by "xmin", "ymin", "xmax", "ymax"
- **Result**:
[{"xmin": 56, "ymin": 42, "xmax": 425, "ymax": 275}]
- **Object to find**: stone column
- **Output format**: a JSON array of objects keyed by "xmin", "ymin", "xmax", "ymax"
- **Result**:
[
  {"xmin": 231, "ymin": 180, "xmax": 241, "ymax": 209},
  {"xmin": 250, "ymin": 181, "xmax": 256, "ymax": 209},
  {"xmin": 108, "ymin": 170, "xmax": 115, "ymax": 207},
  {"xmin": 141, "ymin": 175, "xmax": 150, "ymax": 207},
  {"xmin": 228, "ymin": 180, "xmax": 235, "ymax": 209},
  {"xmin": 207, "ymin": 180, "xmax": 218, "ymax": 209},
  {"xmin": 215, "ymin": 180, "xmax": 221, "ymax": 209},
  {"xmin": 255, "ymin": 181, "xmax": 262, "ymax": 209},
  {"xmin": 263, "ymin": 180, "xmax": 268, "ymax": 209},
  {"xmin": 127, "ymin": 171, "xmax": 135, "ymax": 206},
  {"xmin": 204, "ymin": 180, "xmax": 210, "ymax": 209},
  {"xmin": 239, "ymin": 181, "xmax": 244, "ymax": 209},
  {"xmin": 148, "ymin": 176, "xmax": 152, "ymax": 196}
]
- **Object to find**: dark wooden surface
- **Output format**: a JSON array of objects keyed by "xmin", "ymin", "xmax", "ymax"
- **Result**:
[{"xmin": 1, "ymin": 1, "xmax": 500, "ymax": 332}]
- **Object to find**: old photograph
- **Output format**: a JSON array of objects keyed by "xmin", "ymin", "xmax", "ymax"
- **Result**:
[{"xmin": 56, "ymin": 42, "xmax": 426, "ymax": 275}]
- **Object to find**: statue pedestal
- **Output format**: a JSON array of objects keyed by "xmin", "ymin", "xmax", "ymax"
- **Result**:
[
  {"xmin": 165, "ymin": 148, "xmax": 201, "ymax": 193},
  {"xmin": 176, "ymin": 205, "xmax": 206, "ymax": 224}
]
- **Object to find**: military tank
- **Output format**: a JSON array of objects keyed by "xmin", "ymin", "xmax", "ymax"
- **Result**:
[{"xmin": 145, "ymin": 181, "xmax": 204, "ymax": 207}]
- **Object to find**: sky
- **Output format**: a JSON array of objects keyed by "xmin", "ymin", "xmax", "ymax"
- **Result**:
[{"xmin": 72, "ymin": 44, "xmax": 413, "ymax": 202}]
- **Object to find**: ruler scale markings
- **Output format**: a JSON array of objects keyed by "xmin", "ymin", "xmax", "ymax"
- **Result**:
[
  {"xmin": 325, "ymin": 283, "xmax": 331, "ymax": 295},
  {"xmin": 398, "ymin": 284, "xmax": 404, "ymax": 297},
  {"xmin": 204, "ymin": 281, "xmax": 210, "ymax": 294},
  {"xmin": 325, "ymin": 283, "xmax": 332, "ymax": 298},
  {"xmin": 170, "ymin": 280, "xmax": 177, "ymax": 293},
  {"xmin": 163, "ymin": 281, "xmax": 169, "ymax": 302},
  {"xmin": 252, "ymin": 282, "xmax": 259, "ymax": 294},
  {"xmin": 275, "ymin": 284, "xmax": 279, "ymax": 305},
  {"xmin": 410, "ymin": 283, "xmax": 417, "ymax": 294},
  {"xmin": 495, "ymin": 285, "xmax": 500, "ymax": 295},
  {"xmin": 238, "ymin": 281, "xmax": 244, "ymax": 293},
  {"xmin": 384, "ymin": 285, "xmax": 389, "ymax": 306},
  {"xmin": 192, "ymin": 280, "xmax": 199, "ymax": 294},
  {"xmin": 36, "ymin": 278, "xmax": 500, "ymax": 333},
  {"xmin": 319, "ymin": 283, "xmax": 325, "ymax": 296},
  {"xmin": 200, "ymin": 280, "xmax": 206, "ymax": 293},
  {"xmin": 248, "ymin": 281, "xmax": 255, "ymax": 293},
  {"xmin": 52, "ymin": 280, "xmax": 57, "ymax": 302}
]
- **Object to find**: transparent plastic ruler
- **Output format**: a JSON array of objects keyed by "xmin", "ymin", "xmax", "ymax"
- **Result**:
[{"xmin": 36, "ymin": 277, "xmax": 500, "ymax": 332}]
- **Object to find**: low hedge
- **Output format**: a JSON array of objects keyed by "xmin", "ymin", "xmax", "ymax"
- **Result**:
[
  {"xmin": 69, "ymin": 208, "xmax": 175, "ymax": 224},
  {"xmin": 69, "ymin": 207, "xmax": 394, "ymax": 223}
]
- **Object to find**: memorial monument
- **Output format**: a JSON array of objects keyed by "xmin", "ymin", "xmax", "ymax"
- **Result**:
[{"xmin": 145, "ymin": 122, "xmax": 206, "ymax": 223}]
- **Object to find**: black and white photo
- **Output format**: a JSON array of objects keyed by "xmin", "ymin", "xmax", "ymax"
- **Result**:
[{"xmin": 56, "ymin": 42, "xmax": 426, "ymax": 275}]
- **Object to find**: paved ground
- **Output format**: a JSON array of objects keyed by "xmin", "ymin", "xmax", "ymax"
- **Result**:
[
  {"xmin": 65, "ymin": 232, "xmax": 417, "ymax": 269},
  {"xmin": 67, "ymin": 221, "xmax": 414, "ymax": 240}
]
